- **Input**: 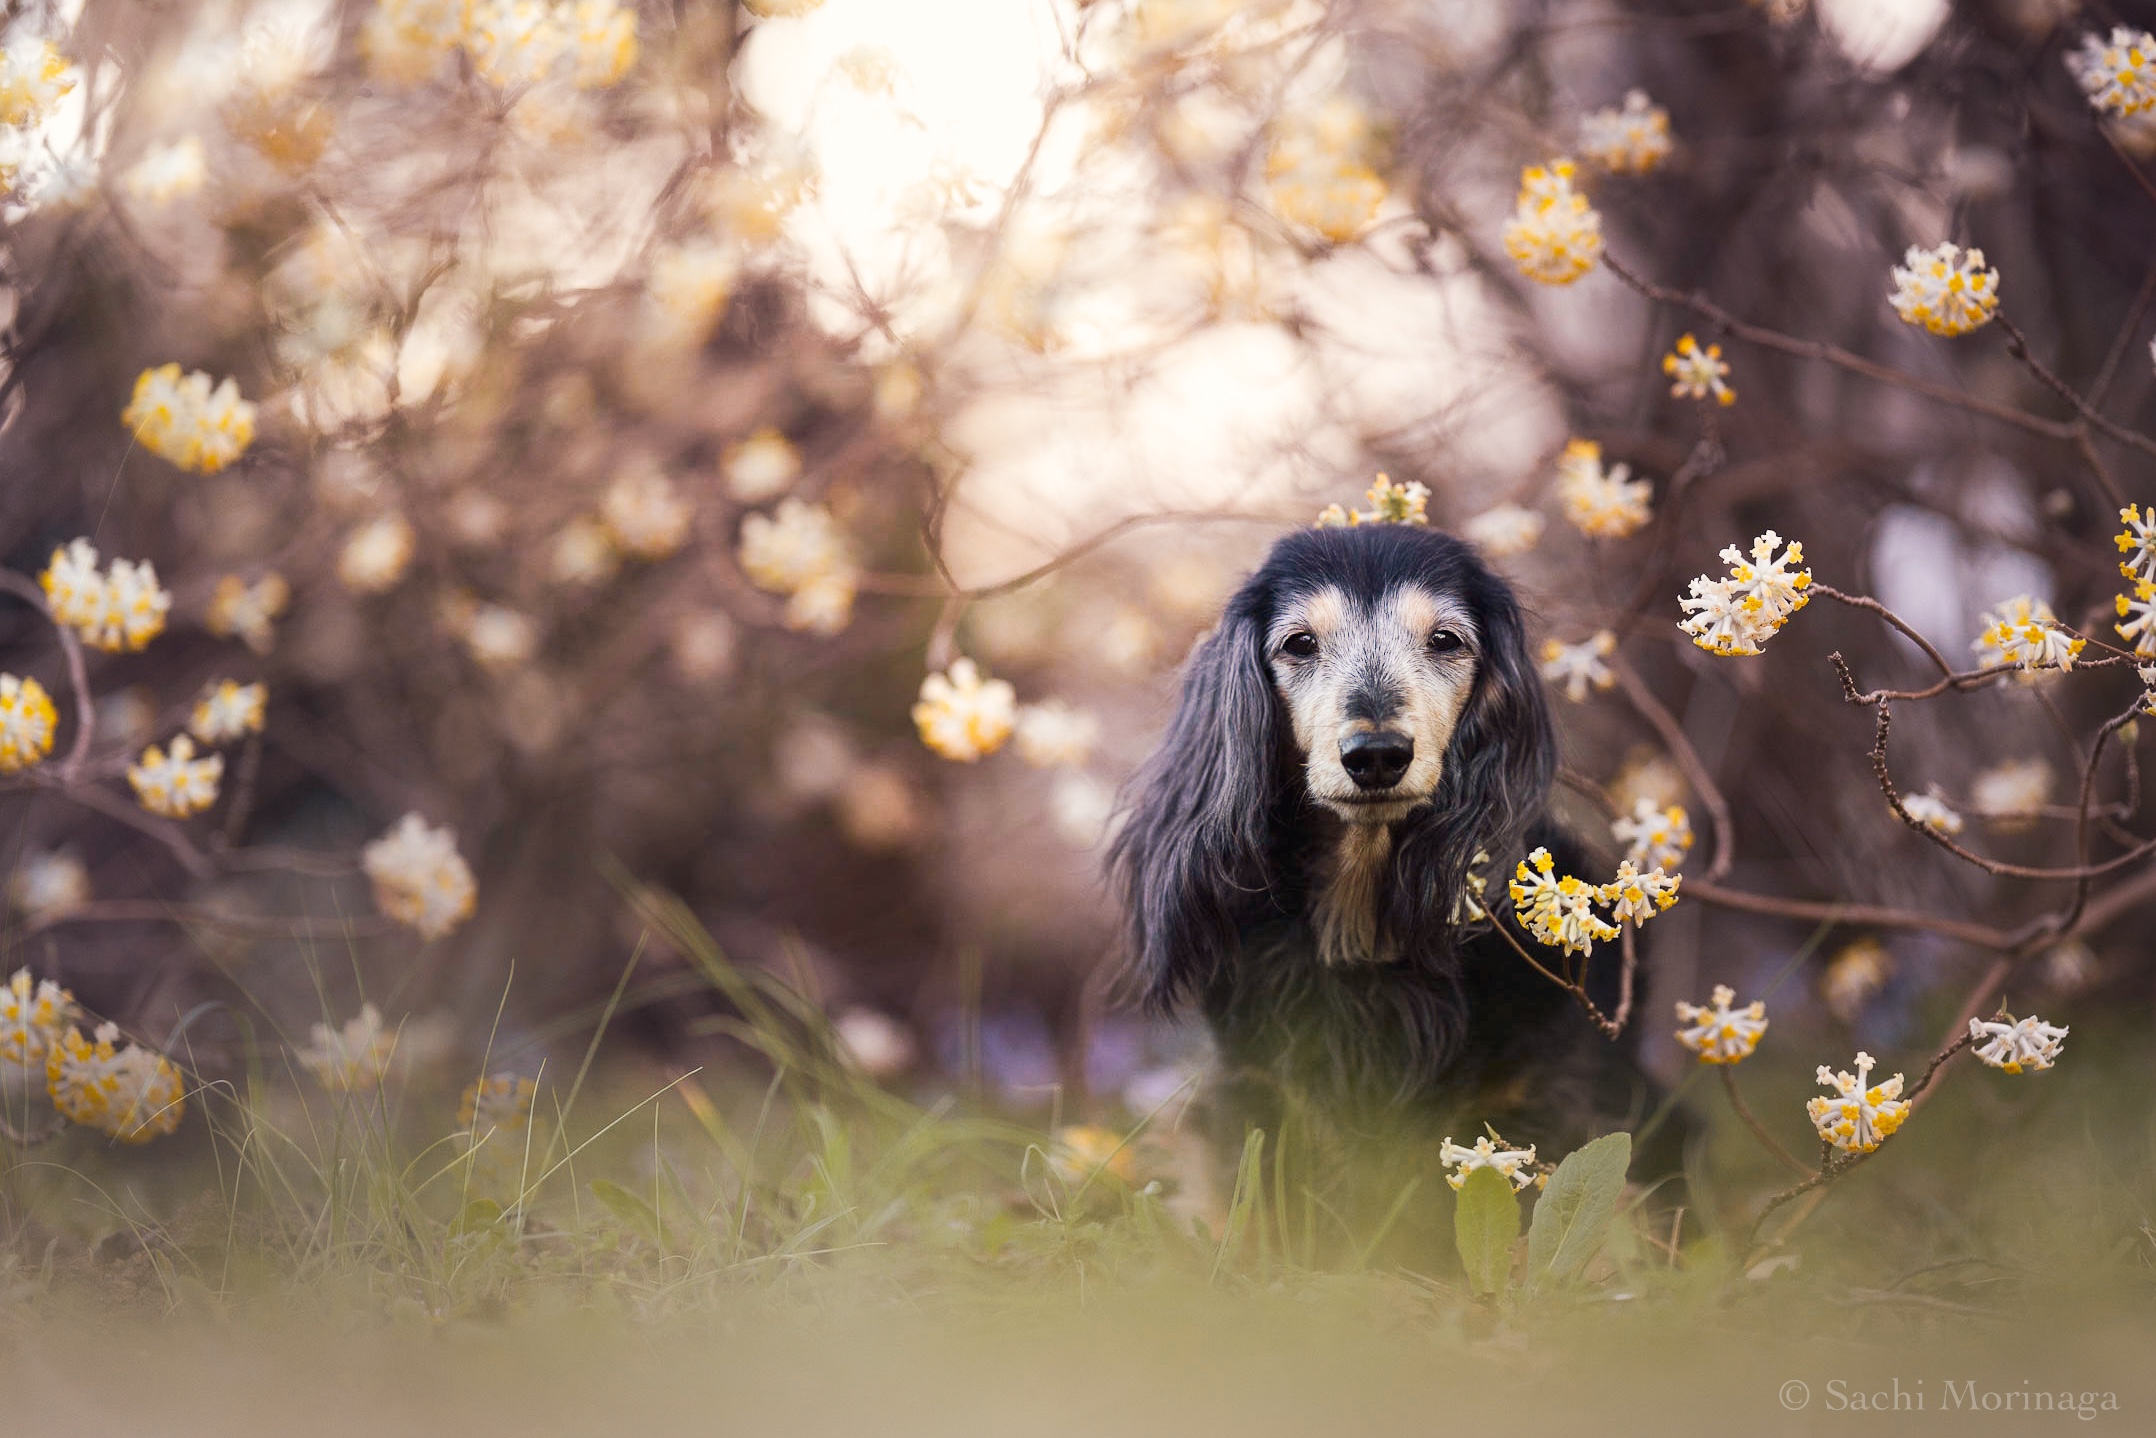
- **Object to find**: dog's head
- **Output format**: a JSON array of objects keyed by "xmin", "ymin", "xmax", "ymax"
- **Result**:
[{"xmin": 1110, "ymin": 524, "xmax": 1554, "ymax": 1006}]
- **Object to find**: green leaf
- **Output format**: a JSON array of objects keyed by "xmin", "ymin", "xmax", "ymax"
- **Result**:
[
  {"xmin": 590, "ymin": 1179, "xmax": 663, "ymax": 1245},
  {"xmin": 1526, "ymin": 1131, "xmax": 1632, "ymax": 1290},
  {"xmin": 1453, "ymin": 1165, "xmax": 1521, "ymax": 1296}
]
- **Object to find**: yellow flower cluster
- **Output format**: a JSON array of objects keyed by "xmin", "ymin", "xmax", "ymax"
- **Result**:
[
  {"xmin": 1049, "ymin": 1123, "xmax": 1139, "ymax": 1187},
  {"xmin": 1555, "ymin": 439, "xmax": 1651, "ymax": 538},
  {"xmin": 207, "ymin": 573, "xmax": 290, "ymax": 654},
  {"xmin": 297, "ymin": 1004, "xmax": 397, "ymax": 1091},
  {"xmin": 7, "ymin": 852, "xmax": 88, "ymax": 924},
  {"xmin": 1972, "ymin": 594, "xmax": 2085, "ymax": 673},
  {"xmin": 189, "ymin": 680, "xmax": 268, "ymax": 746},
  {"xmin": 1438, "ymin": 1133, "xmax": 1538, "ymax": 1191},
  {"xmin": 1806, "ymin": 1051, "xmax": 1908, "ymax": 1154},
  {"xmin": 2116, "ymin": 506, "xmax": 2156, "ymax": 659},
  {"xmin": 1673, "ymin": 985, "xmax": 1768, "ymax": 1064},
  {"xmin": 0, "ymin": 968, "xmax": 76, "ymax": 1075},
  {"xmin": 1501, "ymin": 159, "xmax": 1603, "ymax": 285},
  {"xmin": 1611, "ymin": 798, "xmax": 1692, "ymax": 870},
  {"xmin": 47, "ymin": 1021, "xmax": 186, "ymax": 1143},
  {"xmin": 128, "ymin": 735, "xmax": 224, "ymax": 818},
  {"xmin": 338, "ymin": 515, "xmax": 416, "ymax": 594},
  {"xmin": 1314, "ymin": 473, "xmax": 1429, "ymax": 528},
  {"xmin": 1662, "ymin": 333, "xmax": 1735, "ymax": 405},
  {"xmin": 725, "ymin": 429, "xmax": 802, "ymax": 502},
  {"xmin": 2068, "ymin": 27, "xmax": 2156, "ymax": 117},
  {"xmin": 1264, "ymin": 98, "xmax": 1389, "ymax": 245},
  {"xmin": 1888, "ymin": 242, "xmax": 1999, "ymax": 337},
  {"xmin": 1539, "ymin": 631, "xmax": 1616, "ymax": 703},
  {"xmin": 1014, "ymin": 701, "xmax": 1101, "ymax": 768},
  {"xmin": 462, "ymin": 1072, "xmax": 539, "ymax": 1133},
  {"xmin": 1579, "ymin": 90, "xmax": 1671, "ymax": 174},
  {"xmin": 363, "ymin": 813, "xmax": 478, "ymax": 940},
  {"xmin": 601, "ymin": 467, "xmax": 693, "ymax": 560},
  {"xmin": 364, "ymin": 0, "xmax": 638, "ymax": 92},
  {"xmin": 1678, "ymin": 531, "xmax": 1810, "ymax": 657},
  {"xmin": 1603, "ymin": 859, "xmax": 1680, "ymax": 924},
  {"xmin": 913, "ymin": 658, "xmax": 1018, "ymax": 762},
  {"xmin": 0, "ymin": 674, "xmax": 57, "ymax": 773},
  {"xmin": 121, "ymin": 365, "xmax": 257, "ymax": 474},
  {"xmin": 1460, "ymin": 504, "xmax": 1544, "ymax": 557},
  {"xmin": 0, "ymin": 38, "xmax": 76, "ymax": 128},
  {"xmin": 1901, "ymin": 788, "xmax": 1963, "ymax": 835},
  {"xmin": 737, "ymin": 498, "xmax": 859, "ymax": 635},
  {"xmin": 40, "ymin": 539, "xmax": 172, "ymax": 653},
  {"xmin": 1967, "ymin": 1013, "xmax": 2068, "ymax": 1074}
]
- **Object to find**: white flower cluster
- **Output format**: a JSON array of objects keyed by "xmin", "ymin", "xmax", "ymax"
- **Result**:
[
  {"xmin": 1888, "ymin": 242, "xmax": 1999, "ymax": 337},
  {"xmin": 207, "ymin": 574, "xmax": 290, "ymax": 654},
  {"xmin": 121, "ymin": 365, "xmax": 258, "ymax": 474},
  {"xmin": 1972, "ymin": 594, "xmax": 2085, "ymax": 673},
  {"xmin": 1315, "ymin": 474, "xmax": 1429, "ymax": 528},
  {"xmin": 737, "ymin": 498, "xmax": 859, "ymax": 635},
  {"xmin": 1509, "ymin": 846, "xmax": 1678, "ymax": 958},
  {"xmin": 1673, "ymin": 984, "xmax": 1768, "ymax": 1064},
  {"xmin": 1539, "ymin": 631, "xmax": 1616, "ymax": 703},
  {"xmin": 1967, "ymin": 1013, "xmax": 2068, "ymax": 1074},
  {"xmin": 2115, "ymin": 505, "xmax": 2156, "ymax": 659},
  {"xmin": 1578, "ymin": 90, "xmax": 1671, "ymax": 174},
  {"xmin": 2068, "ymin": 28, "xmax": 2156, "ymax": 117},
  {"xmin": 362, "ymin": 813, "xmax": 477, "ymax": 940},
  {"xmin": 47, "ymin": 1020, "xmax": 186, "ymax": 1142},
  {"xmin": 1438, "ymin": 1133, "xmax": 1539, "ymax": 1191},
  {"xmin": 297, "ymin": 1004, "xmax": 398, "ymax": 1091},
  {"xmin": 1663, "ymin": 333, "xmax": 1735, "ymax": 405},
  {"xmin": 1555, "ymin": 439, "xmax": 1651, "ymax": 538},
  {"xmin": 1501, "ymin": 159, "xmax": 1603, "ymax": 285},
  {"xmin": 0, "ymin": 674, "xmax": 56, "ymax": 774},
  {"xmin": 1264, "ymin": 98, "xmax": 1388, "ymax": 245},
  {"xmin": 189, "ymin": 680, "xmax": 267, "ymax": 746},
  {"xmin": 1806, "ymin": 1051, "xmax": 1909, "ymax": 1154},
  {"xmin": 1901, "ymin": 789, "xmax": 1963, "ymax": 836},
  {"xmin": 128, "ymin": 735, "xmax": 224, "ymax": 818},
  {"xmin": 1678, "ymin": 531, "xmax": 1811, "ymax": 657},
  {"xmin": 1611, "ymin": 798, "xmax": 1692, "ymax": 870},
  {"xmin": 39, "ymin": 539, "xmax": 172, "ymax": 653},
  {"xmin": 1461, "ymin": 504, "xmax": 1544, "ymax": 557},
  {"xmin": 912, "ymin": 659, "xmax": 1017, "ymax": 762}
]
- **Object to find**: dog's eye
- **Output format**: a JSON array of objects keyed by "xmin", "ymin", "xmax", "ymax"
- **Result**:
[
  {"xmin": 1427, "ymin": 629, "xmax": 1464, "ymax": 655},
  {"xmin": 1281, "ymin": 631, "xmax": 1319, "ymax": 658}
]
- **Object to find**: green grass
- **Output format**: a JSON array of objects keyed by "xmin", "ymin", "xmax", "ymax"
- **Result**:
[{"xmin": 1, "ymin": 892, "xmax": 2151, "ymax": 1433}]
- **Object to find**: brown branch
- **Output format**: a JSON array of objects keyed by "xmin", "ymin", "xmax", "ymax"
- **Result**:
[
  {"xmin": 1997, "ymin": 314, "xmax": 2156, "ymax": 463},
  {"xmin": 23, "ymin": 901, "xmax": 391, "ymax": 940},
  {"xmin": 1810, "ymin": 584, "xmax": 1952, "ymax": 677},
  {"xmin": 1684, "ymin": 879, "xmax": 2015, "ymax": 949},
  {"xmin": 1600, "ymin": 251, "xmax": 2082, "ymax": 441}
]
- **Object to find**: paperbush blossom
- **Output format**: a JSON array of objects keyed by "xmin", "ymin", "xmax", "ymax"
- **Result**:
[
  {"xmin": 738, "ymin": 499, "xmax": 859, "ymax": 635},
  {"xmin": 1901, "ymin": 789, "xmax": 1964, "ymax": 835},
  {"xmin": 1315, "ymin": 473, "xmax": 1429, "ymax": 528},
  {"xmin": 912, "ymin": 658, "xmax": 1017, "ymax": 762},
  {"xmin": 338, "ymin": 515, "xmax": 416, "ymax": 594},
  {"xmin": 1049, "ymin": 1123, "xmax": 1138, "ymax": 1186},
  {"xmin": 2120, "ymin": 504, "xmax": 2156, "ymax": 584},
  {"xmin": 1509, "ymin": 847, "xmax": 1618, "ymax": 957},
  {"xmin": 206, "ymin": 574, "xmax": 290, "ymax": 653},
  {"xmin": 0, "ymin": 674, "xmax": 56, "ymax": 773},
  {"xmin": 1554, "ymin": 439, "xmax": 1651, "ymax": 538},
  {"xmin": 363, "ymin": 813, "xmax": 477, "ymax": 939},
  {"xmin": 1539, "ymin": 631, "xmax": 1616, "ymax": 703},
  {"xmin": 7, "ymin": 853, "xmax": 88, "ymax": 923},
  {"xmin": 1968, "ymin": 1013, "xmax": 2069, "ymax": 1074},
  {"xmin": 1663, "ymin": 333, "xmax": 1735, "ymax": 405},
  {"xmin": 1439, "ymin": 1133, "xmax": 1537, "ymax": 1191},
  {"xmin": 1501, "ymin": 159, "xmax": 1603, "ymax": 285},
  {"xmin": 46, "ymin": 1022, "xmax": 186, "ymax": 1142},
  {"xmin": 602, "ymin": 468, "xmax": 691, "ymax": 560},
  {"xmin": 2122, "ymin": 583, "xmax": 2156, "ymax": 659},
  {"xmin": 1973, "ymin": 594, "xmax": 2085, "ymax": 672},
  {"xmin": 0, "ymin": 968, "xmax": 76, "ymax": 1080},
  {"xmin": 1611, "ymin": 798, "xmax": 1692, "ymax": 870},
  {"xmin": 128, "ymin": 736, "xmax": 223, "ymax": 817},
  {"xmin": 1600, "ymin": 860, "xmax": 1679, "ymax": 924},
  {"xmin": 1889, "ymin": 243, "xmax": 1999, "ymax": 336},
  {"xmin": 1970, "ymin": 756, "xmax": 2052, "ymax": 819},
  {"xmin": 463, "ymin": 604, "xmax": 538, "ymax": 671},
  {"xmin": 1461, "ymin": 504, "xmax": 1544, "ymax": 557},
  {"xmin": 1806, "ymin": 1051, "xmax": 1909, "ymax": 1154},
  {"xmin": 2068, "ymin": 28, "xmax": 2156, "ymax": 117},
  {"xmin": 1578, "ymin": 90, "xmax": 1671, "ymax": 174},
  {"xmin": 189, "ymin": 681, "xmax": 267, "ymax": 746},
  {"xmin": 1263, "ymin": 98, "xmax": 1388, "ymax": 244},
  {"xmin": 297, "ymin": 1004, "xmax": 399, "ymax": 1091},
  {"xmin": 724, "ymin": 428, "xmax": 802, "ymax": 502},
  {"xmin": 461, "ymin": 1073, "xmax": 538, "ymax": 1133},
  {"xmin": 1013, "ymin": 701, "xmax": 1100, "ymax": 768},
  {"xmin": 40, "ymin": 540, "xmax": 172, "ymax": 653},
  {"xmin": 1674, "ymin": 985, "xmax": 1768, "ymax": 1064},
  {"xmin": 0, "ymin": 39, "xmax": 77, "ymax": 127},
  {"xmin": 122, "ymin": 364, "xmax": 259, "ymax": 474},
  {"xmin": 1678, "ymin": 531, "xmax": 1811, "ymax": 656}
]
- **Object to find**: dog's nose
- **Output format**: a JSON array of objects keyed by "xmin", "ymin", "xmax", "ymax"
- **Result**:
[{"xmin": 1340, "ymin": 731, "xmax": 1414, "ymax": 790}]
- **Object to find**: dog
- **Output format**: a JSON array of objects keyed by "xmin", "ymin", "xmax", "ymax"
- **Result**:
[{"xmin": 1110, "ymin": 522, "xmax": 1669, "ymax": 1208}]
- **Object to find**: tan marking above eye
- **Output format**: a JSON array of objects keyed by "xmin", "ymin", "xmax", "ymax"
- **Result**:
[
  {"xmin": 1294, "ymin": 587, "xmax": 1347, "ymax": 640},
  {"xmin": 1392, "ymin": 588, "xmax": 1441, "ymax": 636}
]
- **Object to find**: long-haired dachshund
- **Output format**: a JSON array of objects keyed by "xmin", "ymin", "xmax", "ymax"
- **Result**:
[{"xmin": 1111, "ymin": 522, "xmax": 1667, "ymax": 1190}]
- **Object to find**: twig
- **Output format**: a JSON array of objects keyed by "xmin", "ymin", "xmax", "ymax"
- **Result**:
[
  {"xmin": 1718, "ymin": 1065, "xmax": 1811, "ymax": 1177},
  {"xmin": 1611, "ymin": 658, "xmax": 1734, "ymax": 882}
]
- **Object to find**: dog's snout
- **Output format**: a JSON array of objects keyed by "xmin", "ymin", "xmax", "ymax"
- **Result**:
[{"xmin": 1339, "ymin": 731, "xmax": 1414, "ymax": 790}]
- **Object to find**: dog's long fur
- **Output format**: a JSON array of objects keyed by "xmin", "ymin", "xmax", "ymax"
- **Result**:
[{"xmin": 1111, "ymin": 524, "xmax": 1661, "ymax": 1165}]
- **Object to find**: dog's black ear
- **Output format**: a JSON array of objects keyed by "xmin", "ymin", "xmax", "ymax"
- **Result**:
[
  {"xmin": 1108, "ymin": 594, "xmax": 1280, "ymax": 1011},
  {"xmin": 1392, "ymin": 571, "xmax": 1556, "ymax": 950}
]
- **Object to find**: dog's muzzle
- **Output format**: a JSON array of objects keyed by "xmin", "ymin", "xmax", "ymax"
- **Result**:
[{"xmin": 1339, "ymin": 730, "xmax": 1414, "ymax": 791}]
